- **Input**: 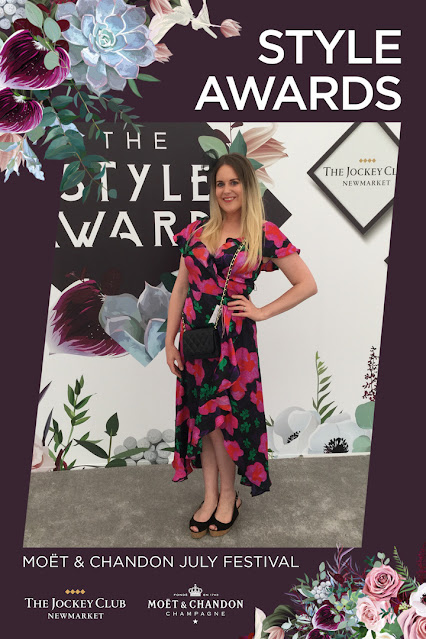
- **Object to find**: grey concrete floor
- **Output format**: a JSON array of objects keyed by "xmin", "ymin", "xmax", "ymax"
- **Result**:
[{"xmin": 24, "ymin": 456, "xmax": 369, "ymax": 548}]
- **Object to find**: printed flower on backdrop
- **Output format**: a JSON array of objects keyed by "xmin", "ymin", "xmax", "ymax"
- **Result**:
[
  {"xmin": 0, "ymin": 29, "xmax": 70, "ymax": 134},
  {"xmin": 243, "ymin": 124, "xmax": 288, "ymax": 186},
  {"xmin": 410, "ymin": 583, "xmax": 426, "ymax": 617},
  {"xmin": 47, "ymin": 279, "xmax": 126, "ymax": 357},
  {"xmin": 32, "ymin": 433, "xmax": 55, "ymax": 472},
  {"xmin": 56, "ymin": 0, "xmax": 156, "ymax": 95},
  {"xmin": 306, "ymin": 412, "xmax": 372, "ymax": 454},
  {"xmin": 99, "ymin": 281, "xmax": 171, "ymax": 366},
  {"xmin": 269, "ymin": 407, "xmax": 320, "ymax": 457}
]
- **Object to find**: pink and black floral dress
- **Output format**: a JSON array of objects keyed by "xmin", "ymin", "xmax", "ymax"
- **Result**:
[{"xmin": 172, "ymin": 219, "xmax": 300, "ymax": 496}]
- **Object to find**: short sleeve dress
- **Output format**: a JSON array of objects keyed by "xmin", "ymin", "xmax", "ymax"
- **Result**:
[{"xmin": 172, "ymin": 219, "xmax": 300, "ymax": 496}]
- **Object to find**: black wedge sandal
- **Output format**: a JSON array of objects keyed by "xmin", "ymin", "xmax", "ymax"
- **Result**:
[
  {"xmin": 189, "ymin": 502, "xmax": 217, "ymax": 539},
  {"xmin": 209, "ymin": 492, "xmax": 241, "ymax": 537}
]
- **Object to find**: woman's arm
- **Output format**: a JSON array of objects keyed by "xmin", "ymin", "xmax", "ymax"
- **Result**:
[
  {"xmin": 228, "ymin": 253, "xmax": 317, "ymax": 321},
  {"xmin": 165, "ymin": 256, "xmax": 189, "ymax": 377}
]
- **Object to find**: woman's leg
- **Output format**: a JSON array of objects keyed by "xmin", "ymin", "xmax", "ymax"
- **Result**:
[
  {"xmin": 208, "ymin": 428, "xmax": 242, "ymax": 530},
  {"xmin": 190, "ymin": 432, "xmax": 220, "ymax": 533}
]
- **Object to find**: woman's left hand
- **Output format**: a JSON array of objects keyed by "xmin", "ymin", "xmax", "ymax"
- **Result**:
[{"xmin": 227, "ymin": 295, "xmax": 265, "ymax": 321}]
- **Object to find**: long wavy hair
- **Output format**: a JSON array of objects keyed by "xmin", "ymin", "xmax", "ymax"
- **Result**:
[{"xmin": 194, "ymin": 153, "xmax": 265, "ymax": 270}]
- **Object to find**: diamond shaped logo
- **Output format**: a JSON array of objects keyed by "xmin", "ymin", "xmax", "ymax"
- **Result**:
[{"xmin": 308, "ymin": 122, "xmax": 399, "ymax": 234}]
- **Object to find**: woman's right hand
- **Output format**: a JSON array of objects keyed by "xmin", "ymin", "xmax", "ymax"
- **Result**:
[{"xmin": 166, "ymin": 343, "xmax": 184, "ymax": 378}]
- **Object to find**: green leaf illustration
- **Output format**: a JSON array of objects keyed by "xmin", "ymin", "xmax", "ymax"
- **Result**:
[
  {"xmin": 75, "ymin": 439, "xmax": 108, "ymax": 459},
  {"xmin": 112, "ymin": 447, "xmax": 149, "ymax": 460},
  {"xmin": 128, "ymin": 78, "xmax": 142, "ymax": 98},
  {"xmin": 105, "ymin": 413, "xmax": 119, "ymax": 437},
  {"xmin": 137, "ymin": 73, "xmax": 160, "ymax": 82},
  {"xmin": 62, "ymin": 169, "xmax": 85, "ymax": 192},
  {"xmin": 27, "ymin": 126, "xmax": 45, "ymax": 143},
  {"xmin": 355, "ymin": 401, "xmax": 375, "ymax": 429},
  {"xmin": 160, "ymin": 272, "xmax": 177, "ymax": 293},
  {"xmin": 352, "ymin": 436, "xmax": 371, "ymax": 453},
  {"xmin": 42, "ymin": 127, "xmax": 63, "ymax": 146},
  {"xmin": 75, "ymin": 395, "xmax": 92, "ymax": 410},
  {"xmin": 198, "ymin": 135, "xmax": 228, "ymax": 159},
  {"xmin": 51, "ymin": 95, "xmax": 74, "ymax": 109},
  {"xmin": 44, "ymin": 17, "xmax": 62, "ymax": 43},
  {"xmin": 248, "ymin": 158, "xmax": 263, "ymax": 170},
  {"xmin": 106, "ymin": 458, "xmax": 127, "ymax": 468},
  {"xmin": 229, "ymin": 130, "xmax": 247, "ymax": 155},
  {"xmin": 67, "ymin": 385, "xmax": 75, "ymax": 405},
  {"xmin": 63, "ymin": 404, "xmax": 75, "ymax": 419},
  {"xmin": 44, "ymin": 51, "xmax": 60, "ymax": 70},
  {"xmin": 26, "ymin": 2, "xmax": 44, "ymax": 28}
]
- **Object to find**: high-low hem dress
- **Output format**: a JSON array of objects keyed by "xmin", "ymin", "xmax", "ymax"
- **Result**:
[{"xmin": 171, "ymin": 219, "xmax": 300, "ymax": 496}]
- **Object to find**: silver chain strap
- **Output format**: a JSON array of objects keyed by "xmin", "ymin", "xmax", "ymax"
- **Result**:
[{"xmin": 182, "ymin": 239, "xmax": 247, "ymax": 332}]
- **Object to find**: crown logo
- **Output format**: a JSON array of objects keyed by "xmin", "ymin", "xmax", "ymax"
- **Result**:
[{"xmin": 188, "ymin": 584, "xmax": 202, "ymax": 597}]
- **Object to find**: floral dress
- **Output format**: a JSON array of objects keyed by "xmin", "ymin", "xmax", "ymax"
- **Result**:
[{"xmin": 172, "ymin": 219, "xmax": 300, "ymax": 496}]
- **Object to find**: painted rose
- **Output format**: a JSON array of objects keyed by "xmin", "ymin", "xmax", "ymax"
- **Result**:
[
  {"xmin": 363, "ymin": 565, "xmax": 403, "ymax": 601},
  {"xmin": 398, "ymin": 606, "xmax": 426, "ymax": 639},
  {"xmin": 356, "ymin": 596, "xmax": 390, "ymax": 632},
  {"xmin": 32, "ymin": 434, "xmax": 55, "ymax": 472}
]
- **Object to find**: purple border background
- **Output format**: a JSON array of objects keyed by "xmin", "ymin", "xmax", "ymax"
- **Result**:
[{"xmin": 3, "ymin": 1, "xmax": 424, "ymax": 636}]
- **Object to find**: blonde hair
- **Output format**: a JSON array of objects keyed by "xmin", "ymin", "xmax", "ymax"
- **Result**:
[{"xmin": 195, "ymin": 153, "xmax": 265, "ymax": 270}]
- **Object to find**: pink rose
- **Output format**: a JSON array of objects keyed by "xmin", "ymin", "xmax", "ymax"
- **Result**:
[
  {"xmin": 356, "ymin": 596, "xmax": 390, "ymax": 632},
  {"xmin": 363, "ymin": 565, "xmax": 403, "ymax": 601},
  {"xmin": 32, "ymin": 434, "xmax": 55, "ymax": 473},
  {"xmin": 399, "ymin": 606, "xmax": 426, "ymax": 639}
]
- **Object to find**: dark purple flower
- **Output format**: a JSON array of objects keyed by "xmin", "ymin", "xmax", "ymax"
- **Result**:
[
  {"xmin": 0, "ymin": 30, "xmax": 71, "ymax": 91},
  {"xmin": 0, "ymin": 89, "xmax": 43, "ymax": 134},
  {"xmin": 47, "ymin": 280, "xmax": 126, "ymax": 357},
  {"xmin": 312, "ymin": 604, "xmax": 344, "ymax": 631},
  {"xmin": 307, "ymin": 630, "xmax": 331, "ymax": 639}
]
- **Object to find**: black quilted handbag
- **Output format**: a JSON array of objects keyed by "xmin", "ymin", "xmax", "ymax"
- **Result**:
[{"xmin": 181, "ymin": 239, "xmax": 246, "ymax": 360}]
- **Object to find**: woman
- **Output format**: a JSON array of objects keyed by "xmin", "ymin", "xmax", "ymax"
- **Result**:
[{"xmin": 165, "ymin": 153, "xmax": 317, "ymax": 538}]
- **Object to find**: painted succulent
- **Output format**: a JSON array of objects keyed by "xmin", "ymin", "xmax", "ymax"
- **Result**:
[
  {"xmin": 56, "ymin": 0, "xmax": 156, "ymax": 95},
  {"xmin": 99, "ymin": 281, "xmax": 171, "ymax": 366}
]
